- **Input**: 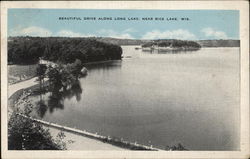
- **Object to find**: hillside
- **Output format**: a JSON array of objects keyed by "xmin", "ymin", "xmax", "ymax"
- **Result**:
[
  {"xmin": 8, "ymin": 37, "xmax": 122, "ymax": 64},
  {"xmin": 196, "ymin": 40, "xmax": 240, "ymax": 47},
  {"xmin": 94, "ymin": 37, "xmax": 149, "ymax": 46},
  {"xmin": 93, "ymin": 38, "xmax": 240, "ymax": 47}
]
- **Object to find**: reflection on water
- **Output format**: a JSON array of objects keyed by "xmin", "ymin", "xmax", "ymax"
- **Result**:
[
  {"xmin": 35, "ymin": 81, "xmax": 82, "ymax": 118},
  {"xmin": 141, "ymin": 48, "xmax": 199, "ymax": 54},
  {"xmin": 36, "ymin": 100, "xmax": 47, "ymax": 118},
  {"xmin": 84, "ymin": 60, "xmax": 122, "ymax": 72},
  {"xmin": 29, "ymin": 46, "xmax": 240, "ymax": 150},
  {"xmin": 47, "ymin": 90, "xmax": 64, "ymax": 113}
]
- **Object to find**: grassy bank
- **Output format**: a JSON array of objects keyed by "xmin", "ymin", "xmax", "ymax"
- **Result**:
[{"xmin": 8, "ymin": 64, "xmax": 38, "ymax": 84}]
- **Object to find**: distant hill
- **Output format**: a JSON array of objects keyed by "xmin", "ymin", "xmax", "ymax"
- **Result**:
[
  {"xmin": 94, "ymin": 37, "xmax": 240, "ymax": 47},
  {"xmin": 94, "ymin": 37, "xmax": 149, "ymax": 45},
  {"xmin": 196, "ymin": 40, "xmax": 240, "ymax": 47}
]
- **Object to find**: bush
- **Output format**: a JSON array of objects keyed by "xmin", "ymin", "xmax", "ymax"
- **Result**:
[{"xmin": 8, "ymin": 99, "xmax": 66, "ymax": 150}]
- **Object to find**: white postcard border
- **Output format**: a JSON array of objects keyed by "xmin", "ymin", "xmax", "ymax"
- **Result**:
[{"xmin": 1, "ymin": 1, "xmax": 249, "ymax": 159}]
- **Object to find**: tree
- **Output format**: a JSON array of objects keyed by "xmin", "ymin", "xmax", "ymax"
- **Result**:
[
  {"xmin": 8, "ymin": 96, "xmax": 66, "ymax": 150},
  {"xmin": 36, "ymin": 64, "xmax": 47, "ymax": 91},
  {"xmin": 8, "ymin": 113, "xmax": 62, "ymax": 150},
  {"xmin": 67, "ymin": 59, "xmax": 83, "ymax": 79},
  {"xmin": 47, "ymin": 65, "xmax": 63, "ymax": 91}
]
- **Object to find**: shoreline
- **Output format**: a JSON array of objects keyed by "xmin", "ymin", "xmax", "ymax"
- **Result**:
[
  {"xmin": 83, "ymin": 59, "xmax": 122, "ymax": 65},
  {"xmin": 7, "ymin": 73, "xmax": 162, "ymax": 151},
  {"xmin": 18, "ymin": 113, "xmax": 161, "ymax": 151},
  {"xmin": 7, "ymin": 59, "xmax": 120, "ymax": 87}
]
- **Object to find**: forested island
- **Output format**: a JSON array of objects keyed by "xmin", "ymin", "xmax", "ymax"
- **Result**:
[
  {"xmin": 141, "ymin": 39, "xmax": 201, "ymax": 51},
  {"xmin": 8, "ymin": 37, "xmax": 123, "ymax": 64}
]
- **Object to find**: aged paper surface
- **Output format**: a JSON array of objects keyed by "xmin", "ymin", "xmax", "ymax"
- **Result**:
[{"xmin": 1, "ymin": 1, "xmax": 249, "ymax": 159}]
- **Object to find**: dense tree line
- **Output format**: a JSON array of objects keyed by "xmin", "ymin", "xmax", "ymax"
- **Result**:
[
  {"xmin": 142, "ymin": 39, "xmax": 201, "ymax": 48},
  {"xmin": 8, "ymin": 37, "xmax": 122, "ymax": 64},
  {"xmin": 8, "ymin": 38, "xmax": 45, "ymax": 64}
]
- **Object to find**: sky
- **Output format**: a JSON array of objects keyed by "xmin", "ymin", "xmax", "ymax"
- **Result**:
[{"xmin": 8, "ymin": 9, "xmax": 239, "ymax": 40}]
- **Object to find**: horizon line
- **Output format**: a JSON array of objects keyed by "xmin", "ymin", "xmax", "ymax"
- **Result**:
[{"xmin": 7, "ymin": 36, "xmax": 240, "ymax": 41}]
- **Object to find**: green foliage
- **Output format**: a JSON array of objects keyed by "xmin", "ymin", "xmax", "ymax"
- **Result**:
[
  {"xmin": 8, "ymin": 93, "xmax": 66, "ymax": 150},
  {"xmin": 66, "ymin": 59, "xmax": 82, "ymax": 79},
  {"xmin": 47, "ymin": 59, "xmax": 84, "ymax": 91},
  {"xmin": 47, "ymin": 65, "xmax": 64, "ymax": 90},
  {"xmin": 36, "ymin": 64, "xmax": 47, "ymax": 78},
  {"xmin": 8, "ymin": 64, "xmax": 38, "ymax": 84},
  {"xmin": 8, "ymin": 113, "xmax": 62, "ymax": 150},
  {"xmin": 8, "ymin": 38, "xmax": 46, "ymax": 64},
  {"xmin": 142, "ymin": 39, "xmax": 201, "ymax": 48},
  {"xmin": 36, "ymin": 64, "xmax": 47, "ymax": 86},
  {"xmin": 8, "ymin": 37, "xmax": 123, "ymax": 64}
]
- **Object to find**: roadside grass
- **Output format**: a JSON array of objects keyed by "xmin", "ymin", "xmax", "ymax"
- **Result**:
[{"xmin": 8, "ymin": 64, "xmax": 38, "ymax": 85}]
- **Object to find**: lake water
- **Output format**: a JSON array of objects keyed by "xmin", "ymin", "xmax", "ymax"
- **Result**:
[{"xmin": 30, "ymin": 46, "xmax": 240, "ymax": 150}]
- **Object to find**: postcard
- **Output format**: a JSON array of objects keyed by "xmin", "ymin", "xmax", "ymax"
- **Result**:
[{"xmin": 1, "ymin": 1, "xmax": 249, "ymax": 159}]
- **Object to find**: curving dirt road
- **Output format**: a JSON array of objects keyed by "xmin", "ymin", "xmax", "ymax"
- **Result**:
[{"xmin": 8, "ymin": 77, "xmax": 39, "ymax": 98}]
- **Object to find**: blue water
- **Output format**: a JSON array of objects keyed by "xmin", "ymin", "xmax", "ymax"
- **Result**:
[{"xmin": 30, "ymin": 46, "xmax": 240, "ymax": 150}]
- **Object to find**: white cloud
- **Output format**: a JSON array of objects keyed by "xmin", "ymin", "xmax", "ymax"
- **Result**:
[
  {"xmin": 55, "ymin": 30, "xmax": 93, "ymax": 37},
  {"xmin": 201, "ymin": 27, "xmax": 228, "ymax": 39},
  {"xmin": 10, "ymin": 26, "xmax": 52, "ymax": 37},
  {"xmin": 9, "ymin": 27, "xmax": 94, "ymax": 37},
  {"xmin": 123, "ymin": 28, "xmax": 137, "ymax": 33},
  {"xmin": 141, "ymin": 29, "xmax": 196, "ymax": 40},
  {"xmin": 97, "ymin": 29, "xmax": 134, "ymax": 39}
]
